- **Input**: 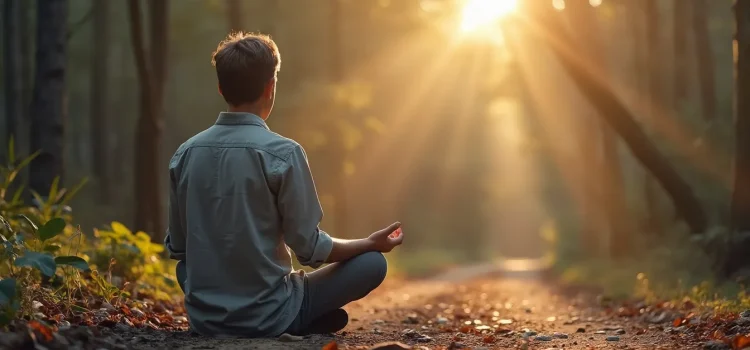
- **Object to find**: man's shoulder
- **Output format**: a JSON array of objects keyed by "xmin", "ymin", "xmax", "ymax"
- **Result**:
[{"xmin": 175, "ymin": 126, "xmax": 303, "ymax": 162}]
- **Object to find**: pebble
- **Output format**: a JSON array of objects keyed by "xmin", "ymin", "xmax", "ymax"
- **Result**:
[
  {"xmin": 606, "ymin": 336, "xmax": 620, "ymax": 341},
  {"xmin": 703, "ymin": 340, "xmax": 731, "ymax": 350},
  {"xmin": 553, "ymin": 332, "xmax": 568, "ymax": 339},
  {"xmin": 435, "ymin": 316, "xmax": 448, "ymax": 324},
  {"xmin": 402, "ymin": 314, "xmax": 419, "ymax": 324},
  {"xmin": 576, "ymin": 327, "xmax": 586, "ymax": 333},
  {"xmin": 615, "ymin": 328, "xmax": 626, "ymax": 335},
  {"xmin": 278, "ymin": 333, "xmax": 303, "ymax": 342},
  {"xmin": 535, "ymin": 335, "xmax": 553, "ymax": 341},
  {"xmin": 740, "ymin": 309, "xmax": 750, "ymax": 318},
  {"xmin": 594, "ymin": 330, "xmax": 606, "ymax": 335},
  {"xmin": 101, "ymin": 302, "xmax": 116, "ymax": 311},
  {"xmin": 522, "ymin": 328, "xmax": 537, "ymax": 336}
]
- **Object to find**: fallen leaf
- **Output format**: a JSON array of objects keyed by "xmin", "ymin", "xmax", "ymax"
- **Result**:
[
  {"xmin": 673, "ymin": 317, "xmax": 683, "ymax": 327},
  {"xmin": 482, "ymin": 335, "xmax": 496, "ymax": 343},
  {"xmin": 28, "ymin": 320, "xmax": 54, "ymax": 342},
  {"xmin": 733, "ymin": 334, "xmax": 750, "ymax": 349},
  {"xmin": 322, "ymin": 341, "xmax": 339, "ymax": 350}
]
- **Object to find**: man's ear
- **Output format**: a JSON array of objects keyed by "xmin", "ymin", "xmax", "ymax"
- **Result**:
[
  {"xmin": 218, "ymin": 84, "xmax": 223, "ymax": 96},
  {"xmin": 264, "ymin": 78, "xmax": 276, "ymax": 99}
]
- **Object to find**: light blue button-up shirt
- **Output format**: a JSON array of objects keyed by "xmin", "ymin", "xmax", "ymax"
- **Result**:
[{"xmin": 164, "ymin": 112, "xmax": 334, "ymax": 337}]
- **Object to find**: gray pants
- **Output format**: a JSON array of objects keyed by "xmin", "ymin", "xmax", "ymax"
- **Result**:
[{"xmin": 176, "ymin": 251, "xmax": 387, "ymax": 335}]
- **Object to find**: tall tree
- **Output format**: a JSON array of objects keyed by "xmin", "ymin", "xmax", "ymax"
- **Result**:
[
  {"xmin": 673, "ymin": 0, "xmax": 689, "ymax": 109},
  {"xmin": 642, "ymin": 0, "xmax": 663, "ymax": 233},
  {"xmin": 733, "ymin": 0, "xmax": 750, "ymax": 233},
  {"xmin": 3, "ymin": 0, "xmax": 22, "ymax": 146},
  {"xmin": 29, "ymin": 0, "xmax": 68, "ymax": 197},
  {"xmin": 728, "ymin": 0, "xmax": 750, "ymax": 277},
  {"xmin": 693, "ymin": 0, "xmax": 716, "ymax": 121},
  {"xmin": 225, "ymin": 0, "xmax": 242, "ymax": 32},
  {"xmin": 568, "ymin": 0, "xmax": 631, "ymax": 257},
  {"xmin": 525, "ymin": 1, "xmax": 708, "ymax": 234},
  {"xmin": 90, "ymin": 0, "xmax": 111, "ymax": 201},
  {"xmin": 127, "ymin": 0, "xmax": 169, "ymax": 239}
]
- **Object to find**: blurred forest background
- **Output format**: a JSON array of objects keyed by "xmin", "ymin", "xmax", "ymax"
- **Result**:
[{"xmin": 2, "ymin": 0, "xmax": 750, "ymax": 293}]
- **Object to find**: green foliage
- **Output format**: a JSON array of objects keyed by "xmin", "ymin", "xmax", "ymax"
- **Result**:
[{"xmin": 0, "ymin": 142, "xmax": 179, "ymax": 328}]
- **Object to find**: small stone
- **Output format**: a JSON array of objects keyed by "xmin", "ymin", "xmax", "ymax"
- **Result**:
[
  {"xmin": 606, "ymin": 336, "xmax": 620, "ymax": 341},
  {"xmin": 416, "ymin": 335, "xmax": 433, "ymax": 342},
  {"xmin": 372, "ymin": 319, "xmax": 386, "ymax": 325},
  {"xmin": 101, "ymin": 302, "xmax": 116, "ymax": 311},
  {"xmin": 594, "ymin": 330, "xmax": 606, "ymax": 335},
  {"xmin": 372, "ymin": 328, "xmax": 382, "ymax": 334},
  {"xmin": 615, "ymin": 328, "xmax": 626, "ymax": 335},
  {"xmin": 740, "ymin": 310, "xmax": 750, "ymax": 318},
  {"xmin": 498, "ymin": 319, "xmax": 513, "ymax": 325},
  {"xmin": 522, "ymin": 328, "xmax": 537, "ymax": 337},
  {"xmin": 553, "ymin": 332, "xmax": 568, "ymax": 339},
  {"xmin": 58, "ymin": 320, "xmax": 71, "ymax": 330},
  {"xmin": 32, "ymin": 301, "xmax": 43, "ymax": 310},
  {"xmin": 576, "ymin": 327, "xmax": 586, "ymax": 333},
  {"xmin": 278, "ymin": 333, "xmax": 304, "ymax": 342},
  {"xmin": 368, "ymin": 341, "xmax": 412, "ymax": 350},
  {"xmin": 448, "ymin": 342, "xmax": 466, "ymax": 350},
  {"xmin": 436, "ymin": 316, "xmax": 449, "ymax": 324},
  {"xmin": 535, "ymin": 335, "xmax": 553, "ymax": 341},
  {"xmin": 403, "ymin": 314, "xmax": 419, "ymax": 324},
  {"xmin": 131, "ymin": 308, "xmax": 146, "ymax": 318},
  {"xmin": 703, "ymin": 340, "xmax": 731, "ymax": 350},
  {"xmin": 173, "ymin": 316, "xmax": 188, "ymax": 324}
]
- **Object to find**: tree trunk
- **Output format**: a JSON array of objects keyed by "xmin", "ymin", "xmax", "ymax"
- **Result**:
[
  {"xmin": 673, "ymin": 0, "xmax": 689, "ymax": 106},
  {"xmin": 127, "ymin": 0, "xmax": 167, "ymax": 240},
  {"xmin": 732, "ymin": 0, "xmax": 750, "ymax": 232},
  {"xmin": 693, "ymin": 0, "xmax": 717, "ymax": 121},
  {"xmin": 567, "ymin": 0, "xmax": 631, "ymax": 257},
  {"xmin": 90, "ymin": 0, "xmax": 111, "ymax": 202},
  {"xmin": 643, "ymin": 0, "xmax": 663, "ymax": 233},
  {"xmin": 525, "ymin": 3, "xmax": 708, "ymax": 234},
  {"xmin": 225, "ymin": 0, "xmax": 241, "ymax": 32},
  {"xmin": 3, "ymin": 0, "xmax": 22, "ymax": 147},
  {"xmin": 29, "ymin": 0, "xmax": 67, "ymax": 197}
]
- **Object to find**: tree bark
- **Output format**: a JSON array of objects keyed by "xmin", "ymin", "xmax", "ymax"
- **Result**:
[
  {"xmin": 128, "ymin": 0, "xmax": 167, "ymax": 240},
  {"xmin": 3, "ymin": 0, "xmax": 22, "ymax": 147},
  {"xmin": 90, "ymin": 0, "xmax": 111, "ymax": 202},
  {"xmin": 693, "ymin": 0, "xmax": 717, "ymax": 121},
  {"xmin": 29, "ymin": 0, "xmax": 68, "ymax": 196},
  {"xmin": 569, "ymin": 0, "xmax": 631, "ymax": 257},
  {"xmin": 673, "ymin": 0, "xmax": 689, "ymax": 105},
  {"xmin": 732, "ymin": 0, "xmax": 750, "ymax": 233},
  {"xmin": 643, "ymin": 0, "xmax": 663, "ymax": 233},
  {"xmin": 225, "ymin": 0, "xmax": 242, "ymax": 32},
  {"xmin": 524, "ymin": 3, "xmax": 708, "ymax": 234}
]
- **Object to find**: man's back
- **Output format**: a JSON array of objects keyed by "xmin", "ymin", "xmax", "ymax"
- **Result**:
[{"xmin": 166, "ymin": 112, "xmax": 332, "ymax": 337}]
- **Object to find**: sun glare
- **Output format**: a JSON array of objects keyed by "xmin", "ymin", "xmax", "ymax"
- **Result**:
[{"xmin": 459, "ymin": 0, "xmax": 517, "ymax": 33}]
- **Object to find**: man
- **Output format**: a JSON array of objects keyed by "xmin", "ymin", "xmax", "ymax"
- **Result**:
[{"xmin": 164, "ymin": 32, "xmax": 404, "ymax": 338}]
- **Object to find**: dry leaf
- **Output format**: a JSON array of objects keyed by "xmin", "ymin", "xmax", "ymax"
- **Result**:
[
  {"xmin": 322, "ymin": 341, "xmax": 339, "ymax": 350},
  {"xmin": 483, "ymin": 335, "xmax": 496, "ymax": 343},
  {"xmin": 733, "ymin": 334, "xmax": 750, "ymax": 349},
  {"xmin": 673, "ymin": 317, "xmax": 683, "ymax": 327},
  {"xmin": 28, "ymin": 320, "xmax": 54, "ymax": 342}
]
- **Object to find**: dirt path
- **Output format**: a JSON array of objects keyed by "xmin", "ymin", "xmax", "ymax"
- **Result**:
[{"xmin": 112, "ymin": 265, "xmax": 707, "ymax": 350}]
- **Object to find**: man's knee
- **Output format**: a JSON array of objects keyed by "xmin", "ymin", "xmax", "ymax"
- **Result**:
[{"xmin": 358, "ymin": 252, "xmax": 387, "ymax": 288}]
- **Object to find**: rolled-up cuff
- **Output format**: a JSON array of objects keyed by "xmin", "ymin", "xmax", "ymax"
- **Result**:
[
  {"xmin": 296, "ymin": 229, "xmax": 333, "ymax": 268},
  {"xmin": 164, "ymin": 234, "xmax": 186, "ymax": 261}
]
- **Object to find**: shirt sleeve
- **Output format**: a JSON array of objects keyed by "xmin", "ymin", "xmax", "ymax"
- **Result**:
[
  {"xmin": 277, "ymin": 145, "xmax": 333, "ymax": 268},
  {"xmin": 165, "ymin": 164, "xmax": 186, "ymax": 261}
]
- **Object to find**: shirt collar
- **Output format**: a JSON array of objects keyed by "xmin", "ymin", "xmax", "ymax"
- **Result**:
[{"xmin": 215, "ymin": 112, "xmax": 269, "ymax": 129}]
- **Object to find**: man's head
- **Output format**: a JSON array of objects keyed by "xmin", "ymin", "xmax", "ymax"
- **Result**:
[{"xmin": 211, "ymin": 32, "xmax": 281, "ymax": 119}]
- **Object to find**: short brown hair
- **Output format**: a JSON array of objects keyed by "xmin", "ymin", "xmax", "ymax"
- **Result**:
[{"xmin": 211, "ymin": 32, "xmax": 281, "ymax": 106}]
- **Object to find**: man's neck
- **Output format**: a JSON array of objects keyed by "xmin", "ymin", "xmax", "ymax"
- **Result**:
[{"xmin": 227, "ymin": 103, "xmax": 265, "ymax": 119}]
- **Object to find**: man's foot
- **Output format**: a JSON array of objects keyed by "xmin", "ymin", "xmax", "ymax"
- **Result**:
[{"xmin": 302, "ymin": 309, "xmax": 349, "ymax": 335}]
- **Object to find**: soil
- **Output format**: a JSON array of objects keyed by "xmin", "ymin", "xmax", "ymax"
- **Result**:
[{"xmin": 2, "ymin": 267, "xmax": 747, "ymax": 350}]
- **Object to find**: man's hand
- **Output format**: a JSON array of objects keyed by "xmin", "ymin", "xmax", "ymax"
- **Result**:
[{"xmin": 367, "ymin": 222, "xmax": 404, "ymax": 253}]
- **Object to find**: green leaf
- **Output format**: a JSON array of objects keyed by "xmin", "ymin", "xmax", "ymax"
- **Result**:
[
  {"xmin": 8, "ymin": 137, "xmax": 15, "ymax": 167},
  {"xmin": 14, "ymin": 252, "xmax": 56, "ymax": 276},
  {"xmin": 0, "ymin": 278, "xmax": 16, "ymax": 305},
  {"xmin": 14, "ymin": 150, "xmax": 39, "ymax": 173},
  {"xmin": 44, "ymin": 244, "xmax": 61, "ymax": 253},
  {"xmin": 38, "ymin": 218, "xmax": 66, "ymax": 242},
  {"xmin": 57, "ymin": 178, "xmax": 87, "ymax": 210},
  {"xmin": 54, "ymin": 256, "xmax": 90, "ymax": 271}
]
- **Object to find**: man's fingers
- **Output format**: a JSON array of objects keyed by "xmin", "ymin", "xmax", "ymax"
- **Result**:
[
  {"xmin": 389, "ymin": 231, "xmax": 404, "ymax": 245},
  {"xmin": 380, "ymin": 222, "xmax": 401, "ymax": 236}
]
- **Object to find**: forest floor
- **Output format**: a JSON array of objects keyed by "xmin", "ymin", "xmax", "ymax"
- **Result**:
[{"xmin": 2, "ymin": 265, "xmax": 749, "ymax": 350}]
